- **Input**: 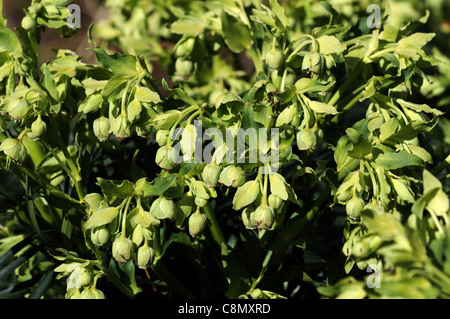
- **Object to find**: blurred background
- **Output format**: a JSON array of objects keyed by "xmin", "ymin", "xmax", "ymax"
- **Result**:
[{"xmin": 3, "ymin": 0, "xmax": 105, "ymax": 64}]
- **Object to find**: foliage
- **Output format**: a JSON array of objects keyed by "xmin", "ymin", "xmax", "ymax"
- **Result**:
[{"xmin": 0, "ymin": 0, "xmax": 449, "ymax": 299}]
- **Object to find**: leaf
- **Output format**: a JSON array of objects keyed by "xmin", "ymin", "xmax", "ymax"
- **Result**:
[
  {"xmin": 221, "ymin": 11, "xmax": 252, "ymax": 53},
  {"xmin": 0, "ymin": 27, "xmax": 22, "ymax": 53},
  {"xmin": 308, "ymin": 100, "xmax": 339, "ymax": 115},
  {"xmin": 391, "ymin": 178, "xmax": 415, "ymax": 203},
  {"xmin": 170, "ymin": 19, "xmax": 205, "ymax": 36},
  {"xmin": 407, "ymin": 145, "xmax": 432, "ymax": 164},
  {"xmin": 139, "ymin": 174, "xmax": 179, "ymax": 199},
  {"xmin": 91, "ymin": 48, "xmax": 138, "ymax": 76},
  {"xmin": 269, "ymin": 173, "xmax": 288, "ymax": 200},
  {"xmin": 269, "ymin": 0, "xmax": 289, "ymax": 29},
  {"xmin": 232, "ymin": 180, "xmax": 260, "ymax": 210},
  {"xmin": 78, "ymin": 91, "xmax": 103, "ymax": 113},
  {"xmin": 28, "ymin": 271, "xmax": 54, "ymax": 299},
  {"xmin": 379, "ymin": 117, "xmax": 399, "ymax": 141},
  {"xmin": 396, "ymin": 99, "xmax": 444, "ymax": 116},
  {"xmin": 84, "ymin": 207, "xmax": 119, "ymax": 229},
  {"xmin": 41, "ymin": 64, "xmax": 60, "ymax": 102},
  {"xmin": 134, "ymin": 86, "xmax": 161, "ymax": 103},
  {"xmin": 317, "ymin": 35, "xmax": 346, "ymax": 55},
  {"xmin": 96, "ymin": 178, "xmax": 135, "ymax": 201},
  {"xmin": 375, "ymin": 151, "xmax": 422, "ymax": 170}
]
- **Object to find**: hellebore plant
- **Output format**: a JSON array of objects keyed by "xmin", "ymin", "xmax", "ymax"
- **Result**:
[{"xmin": 0, "ymin": 0, "xmax": 449, "ymax": 300}]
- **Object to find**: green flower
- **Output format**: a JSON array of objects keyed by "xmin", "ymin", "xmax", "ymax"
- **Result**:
[
  {"xmin": 79, "ymin": 287, "xmax": 106, "ymax": 299},
  {"xmin": 265, "ymin": 48, "xmax": 284, "ymax": 70},
  {"xmin": 202, "ymin": 162, "xmax": 222, "ymax": 187},
  {"xmin": 93, "ymin": 116, "xmax": 111, "ymax": 141},
  {"xmin": 151, "ymin": 197, "xmax": 177, "ymax": 220},
  {"xmin": 188, "ymin": 210, "xmax": 207, "ymax": 237},
  {"xmin": 254, "ymin": 204, "xmax": 274, "ymax": 230},
  {"xmin": 31, "ymin": 115, "xmax": 47, "ymax": 138},
  {"xmin": 302, "ymin": 51, "xmax": 323, "ymax": 74},
  {"xmin": 0, "ymin": 138, "xmax": 27, "ymax": 163},
  {"xmin": 91, "ymin": 226, "xmax": 110, "ymax": 246},
  {"xmin": 137, "ymin": 242, "xmax": 155, "ymax": 269},
  {"xmin": 112, "ymin": 236, "xmax": 134, "ymax": 263}
]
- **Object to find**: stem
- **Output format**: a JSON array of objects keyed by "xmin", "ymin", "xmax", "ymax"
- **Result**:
[
  {"xmin": 327, "ymin": 62, "xmax": 363, "ymax": 107},
  {"xmin": 121, "ymin": 197, "xmax": 133, "ymax": 237},
  {"xmin": 47, "ymin": 115, "xmax": 85, "ymax": 200},
  {"xmin": 98, "ymin": 264, "xmax": 135, "ymax": 298},
  {"xmin": 40, "ymin": 138, "xmax": 77, "ymax": 182},
  {"xmin": 202, "ymin": 203, "xmax": 226, "ymax": 247}
]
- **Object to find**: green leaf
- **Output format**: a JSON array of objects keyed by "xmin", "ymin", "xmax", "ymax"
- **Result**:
[
  {"xmin": 269, "ymin": 173, "xmax": 288, "ymax": 201},
  {"xmin": 134, "ymin": 86, "xmax": 161, "ymax": 103},
  {"xmin": 91, "ymin": 48, "xmax": 138, "ymax": 76},
  {"xmin": 391, "ymin": 178, "xmax": 415, "ymax": 203},
  {"xmin": 396, "ymin": 99, "xmax": 444, "ymax": 116},
  {"xmin": 0, "ymin": 27, "xmax": 22, "ymax": 53},
  {"xmin": 375, "ymin": 151, "xmax": 422, "ymax": 170},
  {"xmin": 84, "ymin": 206, "xmax": 120, "ymax": 229},
  {"xmin": 221, "ymin": 11, "xmax": 251, "ymax": 53},
  {"xmin": 232, "ymin": 180, "xmax": 260, "ymax": 210},
  {"xmin": 170, "ymin": 19, "xmax": 205, "ymax": 36},
  {"xmin": 78, "ymin": 91, "xmax": 103, "ymax": 113},
  {"xmin": 317, "ymin": 35, "xmax": 346, "ymax": 55},
  {"xmin": 269, "ymin": 0, "xmax": 289, "ymax": 30},
  {"xmin": 308, "ymin": 100, "xmax": 339, "ymax": 115},
  {"xmin": 96, "ymin": 178, "xmax": 135, "ymax": 201}
]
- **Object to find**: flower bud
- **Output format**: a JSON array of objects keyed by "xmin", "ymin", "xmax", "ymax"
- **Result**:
[
  {"xmin": 296, "ymin": 128, "xmax": 317, "ymax": 150},
  {"xmin": 150, "ymin": 197, "xmax": 177, "ymax": 220},
  {"xmin": 254, "ymin": 204, "xmax": 274, "ymax": 230},
  {"xmin": 265, "ymin": 48, "xmax": 284, "ymax": 70},
  {"xmin": 112, "ymin": 236, "xmax": 134, "ymax": 263},
  {"xmin": 80, "ymin": 269, "xmax": 92, "ymax": 287},
  {"xmin": 195, "ymin": 196, "xmax": 208, "ymax": 208},
  {"xmin": 31, "ymin": 115, "xmax": 47, "ymax": 138},
  {"xmin": 91, "ymin": 226, "xmax": 110, "ymax": 246},
  {"xmin": 137, "ymin": 242, "xmax": 155, "ymax": 269},
  {"xmin": 227, "ymin": 166, "xmax": 246, "ymax": 188},
  {"xmin": 268, "ymin": 194, "xmax": 283, "ymax": 210},
  {"xmin": 175, "ymin": 38, "xmax": 195, "ymax": 57},
  {"xmin": 156, "ymin": 130, "xmax": 169, "ymax": 147},
  {"xmin": 346, "ymin": 196, "xmax": 365, "ymax": 219},
  {"xmin": 79, "ymin": 287, "xmax": 106, "ymax": 299},
  {"xmin": 21, "ymin": 15, "xmax": 36, "ymax": 30},
  {"xmin": 127, "ymin": 98, "xmax": 142, "ymax": 123},
  {"xmin": 202, "ymin": 162, "xmax": 222, "ymax": 187},
  {"xmin": 8, "ymin": 98, "xmax": 29, "ymax": 121},
  {"xmin": 112, "ymin": 113, "xmax": 130, "ymax": 138},
  {"xmin": 155, "ymin": 145, "xmax": 176, "ymax": 170},
  {"xmin": 0, "ymin": 138, "xmax": 27, "ymax": 163},
  {"xmin": 241, "ymin": 206, "xmax": 256, "ymax": 229},
  {"xmin": 302, "ymin": 51, "xmax": 323, "ymax": 74},
  {"xmin": 175, "ymin": 58, "xmax": 193, "ymax": 77},
  {"xmin": 188, "ymin": 210, "xmax": 207, "ymax": 237},
  {"xmin": 93, "ymin": 116, "xmax": 111, "ymax": 141}
]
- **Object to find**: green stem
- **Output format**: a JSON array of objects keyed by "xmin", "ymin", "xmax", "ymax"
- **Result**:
[
  {"xmin": 203, "ymin": 203, "xmax": 226, "ymax": 247},
  {"xmin": 48, "ymin": 115, "xmax": 85, "ymax": 200},
  {"xmin": 121, "ymin": 197, "xmax": 133, "ymax": 237},
  {"xmin": 40, "ymin": 138, "xmax": 77, "ymax": 182},
  {"xmin": 328, "ymin": 62, "xmax": 364, "ymax": 107}
]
